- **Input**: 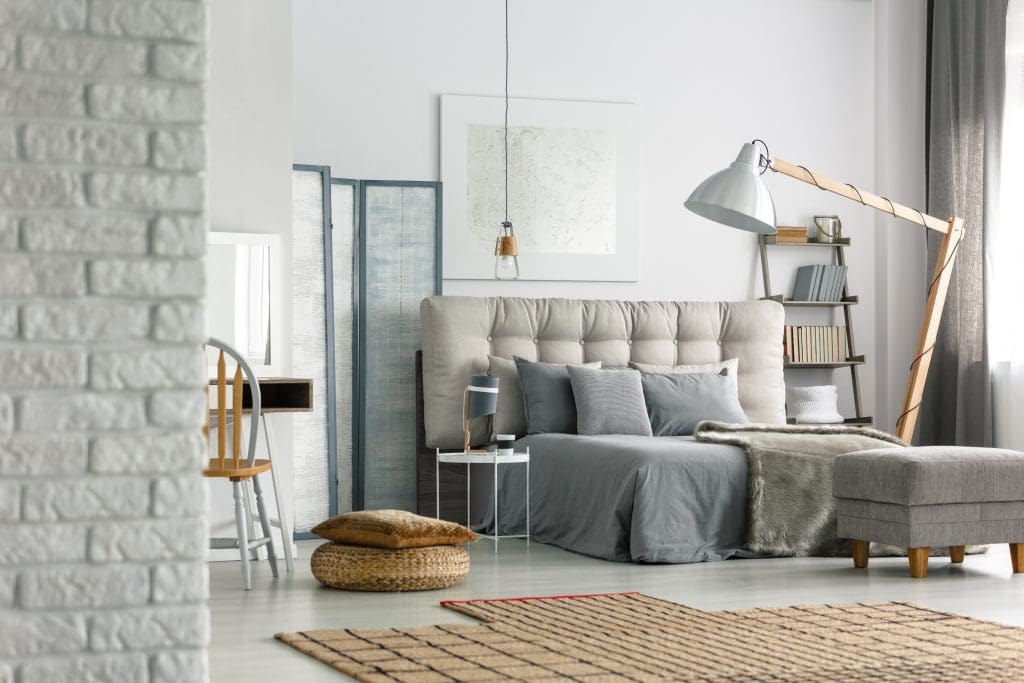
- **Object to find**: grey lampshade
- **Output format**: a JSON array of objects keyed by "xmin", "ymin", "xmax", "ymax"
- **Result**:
[
  {"xmin": 467, "ymin": 374, "xmax": 499, "ymax": 418},
  {"xmin": 684, "ymin": 142, "xmax": 777, "ymax": 235}
]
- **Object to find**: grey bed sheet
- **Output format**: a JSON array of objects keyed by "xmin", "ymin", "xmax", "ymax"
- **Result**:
[{"xmin": 477, "ymin": 433, "xmax": 748, "ymax": 563}]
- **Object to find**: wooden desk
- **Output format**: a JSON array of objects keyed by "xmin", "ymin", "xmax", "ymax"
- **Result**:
[{"xmin": 207, "ymin": 377, "xmax": 313, "ymax": 413}]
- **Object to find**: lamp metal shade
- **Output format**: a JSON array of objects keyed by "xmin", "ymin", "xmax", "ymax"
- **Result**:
[
  {"xmin": 685, "ymin": 142, "xmax": 777, "ymax": 235},
  {"xmin": 467, "ymin": 374, "xmax": 499, "ymax": 418}
]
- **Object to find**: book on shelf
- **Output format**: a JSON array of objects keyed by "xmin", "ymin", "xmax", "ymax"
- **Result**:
[
  {"xmin": 790, "ymin": 264, "xmax": 848, "ymax": 301},
  {"xmin": 792, "ymin": 266, "xmax": 815, "ymax": 300},
  {"xmin": 783, "ymin": 325, "xmax": 847, "ymax": 364}
]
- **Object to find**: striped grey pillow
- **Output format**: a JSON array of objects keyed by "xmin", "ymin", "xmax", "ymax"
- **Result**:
[{"xmin": 567, "ymin": 366, "xmax": 652, "ymax": 437}]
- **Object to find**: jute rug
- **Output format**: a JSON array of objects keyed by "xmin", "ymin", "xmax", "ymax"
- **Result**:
[{"xmin": 275, "ymin": 592, "xmax": 1024, "ymax": 681}]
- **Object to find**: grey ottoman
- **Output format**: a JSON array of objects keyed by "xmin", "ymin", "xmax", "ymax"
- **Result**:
[{"xmin": 833, "ymin": 446, "xmax": 1024, "ymax": 578}]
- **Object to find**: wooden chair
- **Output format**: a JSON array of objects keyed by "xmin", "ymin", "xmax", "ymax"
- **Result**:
[{"xmin": 203, "ymin": 337, "xmax": 279, "ymax": 590}]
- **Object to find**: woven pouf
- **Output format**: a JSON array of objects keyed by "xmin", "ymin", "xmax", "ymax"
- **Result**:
[{"xmin": 310, "ymin": 542, "xmax": 470, "ymax": 592}]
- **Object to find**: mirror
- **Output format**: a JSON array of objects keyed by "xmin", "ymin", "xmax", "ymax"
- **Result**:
[{"xmin": 206, "ymin": 232, "xmax": 280, "ymax": 373}]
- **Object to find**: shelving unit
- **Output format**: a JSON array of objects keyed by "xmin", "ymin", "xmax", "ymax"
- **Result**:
[{"xmin": 758, "ymin": 233, "xmax": 870, "ymax": 425}]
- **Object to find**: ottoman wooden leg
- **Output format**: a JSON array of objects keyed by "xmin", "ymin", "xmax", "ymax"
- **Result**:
[
  {"xmin": 851, "ymin": 540, "xmax": 870, "ymax": 569},
  {"xmin": 949, "ymin": 545, "xmax": 965, "ymax": 563},
  {"xmin": 1011, "ymin": 543, "xmax": 1023, "ymax": 574},
  {"xmin": 908, "ymin": 547, "xmax": 930, "ymax": 578}
]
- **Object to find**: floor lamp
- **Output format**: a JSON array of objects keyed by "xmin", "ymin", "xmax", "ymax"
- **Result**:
[{"xmin": 685, "ymin": 140, "xmax": 964, "ymax": 443}]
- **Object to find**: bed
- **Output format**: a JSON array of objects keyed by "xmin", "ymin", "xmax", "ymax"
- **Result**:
[{"xmin": 418, "ymin": 296, "xmax": 786, "ymax": 563}]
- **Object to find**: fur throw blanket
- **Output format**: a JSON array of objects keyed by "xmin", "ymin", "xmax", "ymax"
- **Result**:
[{"xmin": 694, "ymin": 421, "xmax": 906, "ymax": 557}]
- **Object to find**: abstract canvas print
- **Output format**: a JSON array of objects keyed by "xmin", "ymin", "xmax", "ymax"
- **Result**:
[{"xmin": 442, "ymin": 95, "xmax": 637, "ymax": 280}]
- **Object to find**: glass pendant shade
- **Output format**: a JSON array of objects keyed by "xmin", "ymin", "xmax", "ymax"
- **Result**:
[
  {"xmin": 494, "ymin": 221, "xmax": 520, "ymax": 279},
  {"xmin": 684, "ymin": 142, "xmax": 777, "ymax": 235}
]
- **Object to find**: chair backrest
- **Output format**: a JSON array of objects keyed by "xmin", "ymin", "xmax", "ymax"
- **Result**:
[{"xmin": 205, "ymin": 337, "xmax": 262, "ymax": 470}]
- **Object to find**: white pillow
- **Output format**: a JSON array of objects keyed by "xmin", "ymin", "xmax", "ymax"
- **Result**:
[
  {"xmin": 786, "ymin": 385, "xmax": 843, "ymax": 424},
  {"xmin": 629, "ymin": 357, "xmax": 739, "ymax": 379}
]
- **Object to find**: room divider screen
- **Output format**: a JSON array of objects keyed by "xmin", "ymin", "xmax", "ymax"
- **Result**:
[
  {"xmin": 358, "ymin": 181, "xmax": 442, "ymax": 511},
  {"xmin": 291, "ymin": 166, "xmax": 440, "ymax": 531},
  {"xmin": 291, "ymin": 165, "xmax": 338, "ymax": 534}
]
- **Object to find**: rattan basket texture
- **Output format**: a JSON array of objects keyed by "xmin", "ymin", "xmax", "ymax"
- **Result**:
[{"xmin": 310, "ymin": 542, "xmax": 470, "ymax": 592}]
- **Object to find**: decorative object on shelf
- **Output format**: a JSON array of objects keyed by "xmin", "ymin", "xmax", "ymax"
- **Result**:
[
  {"xmin": 685, "ymin": 139, "xmax": 964, "ymax": 442},
  {"xmin": 785, "ymin": 385, "xmax": 844, "ymax": 425},
  {"xmin": 774, "ymin": 225, "xmax": 808, "ymax": 243},
  {"xmin": 812, "ymin": 215, "xmax": 842, "ymax": 243},
  {"xmin": 463, "ymin": 374, "xmax": 499, "ymax": 452}
]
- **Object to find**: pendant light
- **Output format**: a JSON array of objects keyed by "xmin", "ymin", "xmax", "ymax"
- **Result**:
[{"xmin": 494, "ymin": 0, "xmax": 520, "ymax": 279}]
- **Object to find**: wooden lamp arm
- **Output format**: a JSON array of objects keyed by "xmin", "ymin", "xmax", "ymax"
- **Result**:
[
  {"xmin": 770, "ymin": 157, "xmax": 952, "ymax": 234},
  {"xmin": 767, "ymin": 156, "xmax": 965, "ymax": 443}
]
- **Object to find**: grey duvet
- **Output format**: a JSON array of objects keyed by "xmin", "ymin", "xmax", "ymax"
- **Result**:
[{"xmin": 477, "ymin": 433, "xmax": 748, "ymax": 563}]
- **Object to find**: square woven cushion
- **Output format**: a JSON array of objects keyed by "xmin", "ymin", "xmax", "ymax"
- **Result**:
[
  {"xmin": 311, "ymin": 509, "xmax": 476, "ymax": 549},
  {"xmin": 567, "ymin": 365, "xmax": 652, "ymax": 436}
]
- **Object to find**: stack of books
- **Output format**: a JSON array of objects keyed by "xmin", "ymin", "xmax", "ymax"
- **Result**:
[
  {"xmin": 785, "ymin": 325, "xmax": 848, "ymax": 364},
  {"xmin": 775, "ymin": 226, "xmax": 808, "ymax": 243},
  {"xmin": 792, "ymin": 264, "xmax": 848, "ymax": 302}
]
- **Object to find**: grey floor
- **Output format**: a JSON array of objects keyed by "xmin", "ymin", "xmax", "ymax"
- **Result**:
[{"xmin": 209, "ymin": 539, "xmax": 1024, "ymax": 682}]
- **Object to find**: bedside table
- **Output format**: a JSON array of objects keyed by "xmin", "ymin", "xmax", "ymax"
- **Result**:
[{"xmin": 435, "ymin": 448, "xmax": 530, "ymax": 548}]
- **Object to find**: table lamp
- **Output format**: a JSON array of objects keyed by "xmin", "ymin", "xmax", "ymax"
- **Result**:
[
  {"xmin": 685, "ymin": 140, "xmax": 964, "ymax": 442},
  {"xmin": 463, "ymin": 374, "xmax": 499, "ymax": 452}
]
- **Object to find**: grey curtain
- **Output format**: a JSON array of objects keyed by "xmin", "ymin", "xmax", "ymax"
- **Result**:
[{"xmin": 919, "ymin": 0, "xmax": 1007, "ymax": 446}]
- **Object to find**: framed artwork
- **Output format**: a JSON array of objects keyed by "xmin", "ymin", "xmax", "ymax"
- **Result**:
[{"xmin": 441, "ymin": 94, "xmax": 638, "ymax": 281}]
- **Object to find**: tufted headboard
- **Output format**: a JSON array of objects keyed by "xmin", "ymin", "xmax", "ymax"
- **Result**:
[{"xmin": 420, "ymin": 296, "xmax": 786, "ymax": 449}]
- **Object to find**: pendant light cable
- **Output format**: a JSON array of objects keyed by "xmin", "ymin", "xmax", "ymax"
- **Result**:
[{"xmin": 504, "ymin": 0, "xmax": 509, "ymax": 224}]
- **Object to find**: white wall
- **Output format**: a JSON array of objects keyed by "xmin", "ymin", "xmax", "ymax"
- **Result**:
[
  {"xmin": 208, "ymin": 0, "xmax": 294, "ymax": 554},
  {"xmin": 873, "ymin": 0, "xmax": 929, "ymax": 435},
  {"xmin": 294, "ymin": 0, "xmax": 894, "ymax": 419},
  {"xmin": 0, "ymin": 0, "xmax": 209, "ymax": 677}
]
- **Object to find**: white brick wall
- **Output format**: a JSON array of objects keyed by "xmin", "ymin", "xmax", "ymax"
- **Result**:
[{"xmin": 0, "ymin": 1, "xmax": 209, "ymax": 680}]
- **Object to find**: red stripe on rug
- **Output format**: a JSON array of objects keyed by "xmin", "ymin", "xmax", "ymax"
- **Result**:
[{"xmin": 440, "ymin": 591, "xmax": 640, "ymax": 607}]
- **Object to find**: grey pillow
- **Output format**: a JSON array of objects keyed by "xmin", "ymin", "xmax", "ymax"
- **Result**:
[
  {"xmin": 514, "ymin": 357, "xmax": 601, "ymax": 434},
  {"xmin": 567, "ymin": 366, "xmax": 652, "ymax": 437},
  {"xmin": 641, "ymin": 369, "xmax": 748, "ymax": 436}
]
